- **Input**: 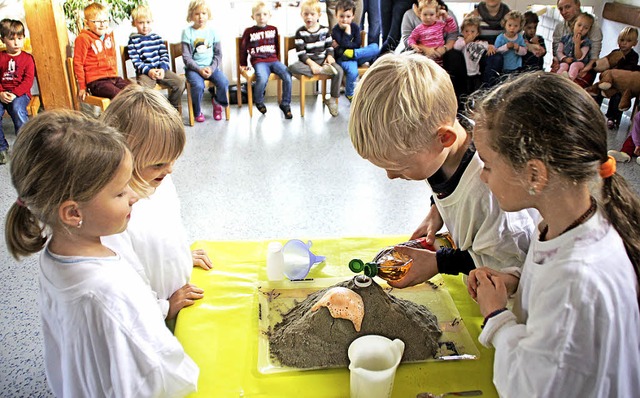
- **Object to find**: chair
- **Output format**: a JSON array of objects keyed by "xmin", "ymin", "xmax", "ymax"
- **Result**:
[
  {"xmin": 284, "ymin": 36, "xmax": 330, "ymax": 117},
  {"xmin": 235, "ymin": 37, "xmax": 282, "ymax": 117},
  {"xmin": 66, "ymin": 57, "xmax": 110, "ymax": 111},
  {"xmin": 169, "ymin": 42, "xmax": 230, "ymax": 126}
]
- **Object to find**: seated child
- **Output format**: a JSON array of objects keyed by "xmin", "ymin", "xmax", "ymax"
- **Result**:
[
  {"xmin": 240, "ymin": 1, "xmax": 293, "ymax": 118},
  {"xmin": 102, "ymin": 85, "xmax": 211, "ymax": 328},
  {"xmin": 582, "ymin": 26, "xmax": 639, "ymax": 129},
  {"xmin": 608, "ymin": 110, "xmax": 640, "ymax": 166},
  {"xmin": 289, "ymin": 0, "xmax": 344, "ymax": 117},
  {"xmin": 453, "ymin": 16, "xmax": 494, "ymax": 97},
  {"xmin": 556, "ymin": 12, "xmax": 594, "ymax": 81},
  {"xmin": 522, "ymin": 11, "xmax": 546, "ymax": 71},
  {"xmin": 182, "ymin": 0, "xmax": 229, "ymax": 122},
  {"xmin": 406, "ymin": 0, "xmax": 457, "ymax": 65},
  {"xmin": 5, "ymin": 110, "xmax": 198, "ymax": 396},
  {"xmin": 494, "ymin": 10, "xmax": 526, "ymax": 74},
  {"xmin": 470, "ymin": 0, "xmax": 511, "ymax": 85},
  {"xmin": 348, "ymin": 53, "xmax": 535, "ymax": 289},
  {"xmin": 0, "ymin": 18, "xmax": 34, "ymax": 165},
  {"xmin": 73, "ymin": 2, "xmax": 131, "ymax": 100},
  {"xmin": 127, "ymin": 5, "xmax": 186, "ymax": 111},
  {"xmin": 331, "ymin": 0, "xmax": 379, "ymax": 102}
]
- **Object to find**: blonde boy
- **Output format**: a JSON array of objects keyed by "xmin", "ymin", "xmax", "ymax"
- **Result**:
[
  {"xmin": 288, "ymin": 0, "xmax": 344, "ymax": 117},
  {"xmin": 349, "ymin": 53, "xmax": 534, "ymax": 288},
  {"xmin": 73, "ymin": 2, "xmax": 130, "ymax": 100},
  {"xmin": 239, "ymin": 1, "xmax": 293, "ymax": 118},
  {"xmin": 128, "ymin": 5, "xmax": 185, "ymax": 110}
]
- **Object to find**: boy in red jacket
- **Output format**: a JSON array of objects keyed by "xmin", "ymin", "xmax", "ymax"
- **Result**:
[
  {"xmin": 0, "ymin": 19, "xmax": 34, "ymax": 164},
  {"xmin": 73, "ymin": 2, "xmax": 130, "ymax": 101}
]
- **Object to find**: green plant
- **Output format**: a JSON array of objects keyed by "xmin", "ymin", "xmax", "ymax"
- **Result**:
[{"xmin": 63, "ymin": 0, "xmax": 145, "ymax": 35}]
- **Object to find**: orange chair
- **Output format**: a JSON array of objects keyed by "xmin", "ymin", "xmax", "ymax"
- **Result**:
[
  {"xmin": 169, "ymin": 43, "xmax": 230, "ymax": 125},
  {"xmin": 235, "ymin": 37, "xmax": 282, "ymax": 117}
]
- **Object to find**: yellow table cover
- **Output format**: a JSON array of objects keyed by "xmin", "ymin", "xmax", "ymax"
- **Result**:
[{"xmin": 176, "ymin": 237, "xmax": 498, "ymax": 398}]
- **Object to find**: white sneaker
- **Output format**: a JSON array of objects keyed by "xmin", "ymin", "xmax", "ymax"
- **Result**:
[
  {"xmin": 608, "ymin": 150, "xmax": 630, "ymax": 163},
  {"xmin": 324, "ymin": 98, "xmax": 339, "ymax": 116},
  {"xmin": 321, "ymin": 64, "xmax": 337, "ymax": 76},
  {"xmin": 636, "ymin": 156, "xmax": 640, "ymax": 166}
]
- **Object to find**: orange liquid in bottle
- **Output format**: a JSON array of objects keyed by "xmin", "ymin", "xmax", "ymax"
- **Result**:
[{"xmin": 376, "ymin": 251, "xmax": 413, "ymax": 281}]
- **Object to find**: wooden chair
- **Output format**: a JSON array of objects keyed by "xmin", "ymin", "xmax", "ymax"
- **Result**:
[
  {"xmin": 284, "ymin": 36, "xmax": 330, "ymax": 117},
  {"xmin": 66, "ymin": 57, "xmax": 110, "ymax": 111},
  {"xmin": 235, "ymin": 37, "xmax": 282, "ymax": 117},
  {"xmin": 169, "ymin": 42, "xmax": 230, "ymax": 126}
]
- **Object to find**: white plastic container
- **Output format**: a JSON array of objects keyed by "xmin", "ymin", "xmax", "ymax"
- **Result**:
[
  {"xmin": 266, "ymin": 242, "xmax": 285, "ymax": 281},
  {"xmin": 348, "ymin": 335, "xmax": 405, "ymax": 398}
]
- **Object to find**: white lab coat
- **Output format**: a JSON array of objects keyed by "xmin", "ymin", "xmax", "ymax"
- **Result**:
[
  {"xmin": 480, "ymin": 211, "xmax": 640, "ymax": 397},
  {"xmin": 39, "ymin": 246, "xmax": 198, "ymax": 398}
]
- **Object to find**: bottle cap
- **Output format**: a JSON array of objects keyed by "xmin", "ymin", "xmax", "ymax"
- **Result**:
[
  {"xmin": 363, "ymin": 262, "xmax": 378, "ymax": 278},
  {"xmin": 349, "ymin": 258, "xmax": 365, "ymax": 273}
]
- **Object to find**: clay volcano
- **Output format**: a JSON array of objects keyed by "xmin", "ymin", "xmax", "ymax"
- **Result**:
[{"xmin": 268, "ymin": 277, "xmax": 442, "ymax": 369}]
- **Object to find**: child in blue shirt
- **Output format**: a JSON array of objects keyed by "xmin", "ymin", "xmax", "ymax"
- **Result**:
[
  {"xmin": 494, "ymin": 10, "xmax": 526, "ymax": 74},
  {"xmin": 332, "ymin": 0, "xmax": 379, "ymax": 101}
]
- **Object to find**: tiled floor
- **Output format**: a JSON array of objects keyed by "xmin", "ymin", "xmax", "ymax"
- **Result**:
[{"xmin": 0, "ymin": 93, "xmax": 638, "ymax": 396}]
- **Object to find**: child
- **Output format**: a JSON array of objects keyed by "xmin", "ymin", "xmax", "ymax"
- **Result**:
[
  {"xmin": 128, "ymin": 5, "xmax": 186, "ymax": 111},
  {"xmin": 406, "ymin": 0, "xmax": 457, "ymax": 65},
  {"xmin": 608, "ymin": 110, "xmax": 640, "ymax": 165},
  {"xmin": 5, "ymin": 110, "xmax": 198, "ymax": 396},
  {"xmin": 522, "ymin": 11, "xmax": 546, "ymax": 71},
  {"xmin": 181, "ymin": 0, "xmax": 229, "ymax": 122},
  {"xmin": 101, "ymin": 85, "xmax": 211, "ymax": 326},
  {"xmin": 453, "ymin": 16, "xmax": 494, "ymax": 97},
  {"xmin": 73, "ymin": 2, "xmax": 131, "ymax": 100},
  {"xmin": 348, "ymin": 53, "xmax": 535, "ymax": 289},
  {"xmin": 0, "ymin": 19, "xmax": 34, "ymax": 165},
  {"xmin": 470, "ymin": 0, "xmax": 510, "ymax": 84},
  {"xmin": 332, "ymin": 0, "xmax": 379, "ymax": 101},
  {"xmin": 494, "ymin": 10, "xmax": 526, "ymax": 74},
  {"xmin": 289, "ymin": 0, "xmax": 344, "ymax": 117},
  {"xmin": 240, "ymin": 1, "xmax": 293, "ymax": 118},
  {"xmin": 556, "ymin": 12, "xmax": 593, "ymax": 81},
  {"xmin": 582, "ymin": 27, "xmax": 639, "ymax": 129},
  {"xmin": 468, "ymin": 71, "xmax": 640, "ymax": 397}
]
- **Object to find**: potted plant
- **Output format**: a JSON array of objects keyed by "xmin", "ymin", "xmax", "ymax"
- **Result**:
[{"xmin": 63, "ymin": 0, "xmax": 144, "ymax": 36}]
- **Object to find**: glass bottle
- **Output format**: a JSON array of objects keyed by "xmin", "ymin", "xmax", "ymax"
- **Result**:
[{"xmin": 349, "ymin": 233, "xmax": 455, "ymax": 281}]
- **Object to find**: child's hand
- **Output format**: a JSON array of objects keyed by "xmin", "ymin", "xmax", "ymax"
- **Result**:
[
  {"xmin": 325, "ymin": 55, "xmax": 335, "ymax": 65},
  {"xmin": 469, "ymin": 270, "xmax": 509, "ymax": 318},
  {"xmin": 339, "ymin": 22, "xmax": 351, "ymax": 35},
  {"xmin": 486, "ymin": 45, "xmax": 496, "ymax": 56},
  {"xmin": 535, "ymin": 46, "xmax": 546, "ymax": 57},
  {"xmin": 463, "ymin": 32, "xmax": 475, "ymax": 44},
  {"xmin": 507, "ymin": 42, "xmax": 514, "ymax": 50},
  {"xmin": 200, "ymin": 67, "xmax": 212, "ymax": 78},
  {"xmin": 410, "ymin": 204, "xmax": 444, "ymax": 241},
  {"xmin": 467, "ymin": 267, "xmax": 519, "ymax": 302},
  {"xmin": 438, "ymin": 9, "xmax": 449, "ymax": 20},
  {"xmin": 332, "ymin": 39, "xmax": 339, "ymax": 49},
  {"xmin": 78, "ymin": 89, "xmax": 87, "ymax": 101},
  {"xmin": 167, "ymin": 283, "xmax": 204, "ymax": 320},
  {"xmin": 564, "ymin": 57, "xmax": 574, "ymax": 64},
  {"xmin": 0, "ymin": 91, "xmax": 13, "ymax": 104},
  {"xmin": 634, "ymin": 146, "xmax": 640, "ymax": 156},
  {"xmin": 530, "ymin": 36, "xmax": 539, "ymax": 45},
  {"xmin": 573, "ymin": 32, "xmax": 582, "ymax": 44},
  {"xmin": 310, "ymin": 62, "xmax": 323, "ymax": 74},
  {"xmin": 512, "ymin": 43, "xmax": 520, "ymax": 51},
  {"xmin": 156, "ymin": 69, "xmax": 165, "ymax": 80},
  {"xmin": 192, "ymin": 248, "xmax": 213, "ymax": 270},
  {"xmin": 387, "ymin": 246, "xmax": 438, "ymax": 288}
]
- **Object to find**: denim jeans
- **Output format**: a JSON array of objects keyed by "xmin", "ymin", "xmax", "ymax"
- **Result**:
[
  {"xmin": 338, "ymin": 44, "xmax": 379, "ymax": 97},
  {"xmin": 361, "ymin": 0, "xmax": 381, "ymax": 46},
  {"xmin": 253, "ymin": 61, "xmax": 292, "ymax": 106},
  {"xmin": 0, "ymin": 94, "xmax": 30, "ymax": 151},
  {"xmin": 380, "ymin": 0, "xmax": 412, "ymax": 52},
  {"xmin": 185, "ymin": 68, "xmax": 229, "ymax": 116}
]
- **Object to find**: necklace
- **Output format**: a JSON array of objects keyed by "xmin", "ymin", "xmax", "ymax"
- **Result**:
[{"xmin": 540, "ymin": 197, "xmax": 597, "ymax": 241}]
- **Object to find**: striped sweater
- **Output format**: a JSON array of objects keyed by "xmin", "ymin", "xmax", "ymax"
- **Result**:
[
  {"xmin": 294, "ymin": 25, "xmax": 334, "ymax": 64},
  {"xmin": 127, "ymin": 33, "xmax": 170, "ymax": 75}
]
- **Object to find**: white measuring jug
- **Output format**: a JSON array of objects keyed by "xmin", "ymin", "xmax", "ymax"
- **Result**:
[{"xmin": 348, "ymin": 335, "xmax": 405, "ymax": 398}]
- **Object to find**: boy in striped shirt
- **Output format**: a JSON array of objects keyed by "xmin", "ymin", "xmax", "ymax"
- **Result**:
[
  {"xmin": 128, "ymin": 5, "xmax": 185, "ymax": 110},
  {"xmin": 288, "ymin": 0, "xmax": 344, "ymax": 116}
]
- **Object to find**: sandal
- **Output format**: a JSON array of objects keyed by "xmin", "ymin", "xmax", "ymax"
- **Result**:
[{"xmin": 279, "ymin": 104, "xmax": 292, "ymax": 119}]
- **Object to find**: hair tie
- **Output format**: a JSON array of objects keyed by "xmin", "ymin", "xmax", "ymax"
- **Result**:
[
  {"xmin": 599, "ymin": 155, "xmax": 616, "ymax": 179},
  {"xmin": 15, "ymin": 197, "xmax": 27, "ymax": 208}
]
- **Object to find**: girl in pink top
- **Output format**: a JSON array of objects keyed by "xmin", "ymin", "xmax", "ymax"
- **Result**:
[{"xmin": 407, "ymin": 0, "xmax": 457, "ymax": 65}]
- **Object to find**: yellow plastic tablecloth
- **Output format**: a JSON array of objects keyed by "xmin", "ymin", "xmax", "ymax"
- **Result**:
[{"xmin": 176, "ymin": 237, "xmax": 498, "ymax": 398}]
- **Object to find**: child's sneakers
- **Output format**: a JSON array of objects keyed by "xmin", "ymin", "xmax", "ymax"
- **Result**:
[
  {"xmin": 256, "ymin": 103, "xmax": 267, "ymax": 114},
  {"xmin": 195, "ymin": 113, "xmax": 206, "ymax": 123},
  {"xmin": 213, "ymin": 104, "xmax": 224, "ymax": 121},
  {"xmin": 346, "ymin": 95, "xmax": 353, "ymax": 103},
  {"xmin": 344, "ymin": 49, "xmax": 355, "ymax": 59},
  {"xmin": 324, "ymin": 98, "xmax": 339, "ymax": 117},
  {"xmin": 0, "ymin": 149, "xmax": 8, "ymax": 165},
  {"xmin": 637, "ymin": 156, "xmax": 640, "ymax": 166},
  {"xmin": 321, "ymin": 64, "xmax": 337, "ymax": 76},
  {"xmin": 279, "ymin": 103, "xmax": 293, "ymax": 119},
  {"xmin": 608, "ymin": 149, "xmax": 631, "ymax": 163}
]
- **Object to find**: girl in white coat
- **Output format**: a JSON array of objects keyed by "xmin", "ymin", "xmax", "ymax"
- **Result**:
[
  {"xmin": 468, "ymin": 72, "xmax": 640, "ymax": 397},
  {"xmin": 5, "ymin": 110, "xmax": 198, "ymax": 397}
]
